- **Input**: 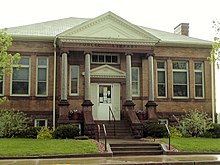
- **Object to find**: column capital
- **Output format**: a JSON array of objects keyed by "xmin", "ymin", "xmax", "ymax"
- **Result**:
[
  {"xmin": 125, "ymin": 52, "xmax": 133, "ymax": 56},
  {"xmin": 84, "ymin": 51, "xmax": 92, "ymax": 55},
  {"xmin": 61, "ymin": 52, "xmax": 68, "ymax": 55},
  {"xmin": 143, "ymin": 52, "xmax": 155, "ymax": 58}
]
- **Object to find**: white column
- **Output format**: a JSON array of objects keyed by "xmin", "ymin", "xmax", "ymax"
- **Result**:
[
  {"xmin": 61, "ymin": 52, "xmax": 68, "ymax": 100},
  {"xmin": 126, "ymin": 53, "xmax": 132, "ymax": 101},
  {"xmin": 84, "ymin": 53, "xmax": 91, "ymax": 101},
  {"xmin": 148, "ymin": 54, "xmax": 154, "ymax": 102}
]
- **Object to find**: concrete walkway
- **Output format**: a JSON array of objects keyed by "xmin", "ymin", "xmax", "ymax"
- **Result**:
[{"xmin": 0, "ymin": 155, "xmax": 220, "ymax": 164}]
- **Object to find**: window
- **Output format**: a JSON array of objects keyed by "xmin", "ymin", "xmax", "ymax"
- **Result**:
[
  {"xmin": 11, "ymin": 57, "xmax": 30, "ymax": 95},
  {"xmin": 91, "ymin": 54, "xmax": 119, "ymax": 64},
  {"xmin": 35, "ymin": 119, "xmax": 48, "ymax": 128},
  {"xmin": 132, "ymin": 67, "xmax": 139, "ymax": 96},
  {"xmin": 0, "ymin": 69, "xmax": 3, "ymax": 95},
  {"xmin": 157, "ymin": 61, "xmax": 166, "ymax": 97},
  {"xmin": 36, "ymin": 57, "xmax": 48, "ymax": 96},
  {"xmin": 172, "ymin": 61, "xmax": 188, "ymax": 97},
  {"xmin": 70, "ymin": 65, "xmax": 79, "ymax": 95},
  {"xmin": 194, "ymin": 62, "xmax": 204, "ymax": 98}
]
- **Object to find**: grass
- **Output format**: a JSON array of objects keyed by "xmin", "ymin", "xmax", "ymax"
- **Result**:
[
  {"xmin": 0, "ymin": 138, "xmax": 98, "ymax": 156},
  {"xmin": 160, "ymin": 138, "xmax": 220, "ymax": 152}
]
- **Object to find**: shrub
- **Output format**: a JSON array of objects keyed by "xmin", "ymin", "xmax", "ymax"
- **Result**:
[
  {"xmin": 17, "ymin": 127, "xmax": 41, "ymax": 138},
  {"xmin": 169, "ymin": 126, "xmax": 182, "ymax": 138},
  {"xmin": 143, "ymin": 123, "xmax": 167, "ymax": 138},
  {"xmin": 0, "ymin": 109, "xmax": 30, "ymax": 138},
  {"xmin": 37, "ymin": 127, "xmax": 53, "ymax": 139},
  {"xmin": 53, "ymin": 124, "xmax": 79, "ymax": 139},
  {"xmin": 205, "ymin": 124, "xmax": 220, "ymax": 138},
  {"xmin": 74, "ymin": 135, "xmax": 89, "ymax": 140},
  {"xmin": 174, "ymin": 110, "xmax": 213, "ymax": 137}
]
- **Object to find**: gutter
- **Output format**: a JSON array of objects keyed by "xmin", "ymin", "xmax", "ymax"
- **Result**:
[{"xmin": 53, "ymin": 36, "xmax": 57, "ymax": 130}]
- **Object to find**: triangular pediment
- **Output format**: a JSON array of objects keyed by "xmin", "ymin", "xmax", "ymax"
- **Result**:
[
  {"xmin": 88, "ymin": 65, "xmax": 126, "ymax": 78},
  {"xmin": 59, "ymin": 12, "xmax": 158, "ymax": 44}
]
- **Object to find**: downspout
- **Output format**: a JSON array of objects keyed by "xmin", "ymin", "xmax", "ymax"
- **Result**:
[
  {"xmin": 53, "ymin": 36, "xmax": 57, "ymax": 130},
  {"xmin": 211, "ymin": 60, "xmax": 215, "ymax": 123}
]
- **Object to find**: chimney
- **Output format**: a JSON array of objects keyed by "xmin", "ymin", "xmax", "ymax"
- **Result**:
[{"xmin": 174, "ymin": 23, "xmax": 189, "ymax": 36}]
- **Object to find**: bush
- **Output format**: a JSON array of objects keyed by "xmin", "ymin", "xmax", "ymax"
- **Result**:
[
  {"xmin": 17, "ymin": 127, "xmax": 41, "ymax": 138},
  {"xmin": 205, "ymin": 124, "xmax": 220, "ymax": 138},
  {"xmin": 0, "ymin": 109, "xmax": 30, "ymax": 138},
  {"xmin": 143, "ymin": 123, "xmax": 168, "ymax": 138},
  {"xmin": 174, "ymin": 110, "xmax": 213, "ymax": 137},
  {"xmin": 74, "ymin": 135, "xmax": 89, "ymax": 140},
  {"xmin": 53, "ymin": 124, "xmax": 79, "ymax": 139},
  {"xmin": 37, "ymin": 127, "xmax": 53, "ymax": 139},
  {"xmin": 169, "ymin": 126, "xmax": 182, "ymax": 138}
]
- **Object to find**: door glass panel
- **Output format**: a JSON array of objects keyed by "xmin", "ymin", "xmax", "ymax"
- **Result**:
[{"xmin": 99, "ymin": 85, "xmax": 111, "ymax": 103}]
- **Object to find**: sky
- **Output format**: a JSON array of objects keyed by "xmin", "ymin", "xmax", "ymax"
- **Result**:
[{"xmin": 0, "ymin": 0, "xmax": 219, "ymax": 41}]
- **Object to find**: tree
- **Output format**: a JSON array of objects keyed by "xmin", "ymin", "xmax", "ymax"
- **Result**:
[
  {"xmin": 209, "ymin": 20, "xmax": 220, "ymax": 62},
  {"xmin": 0, "ymin": 31, "xmax": 20, "ymax": 75},
  {"xmin": 174, "ymin": 110, "xmax": 213, "ymax": 137}
]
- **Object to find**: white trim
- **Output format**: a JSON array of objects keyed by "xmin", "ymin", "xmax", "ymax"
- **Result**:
[
  {"xmin": 69, "ymin": 65, "xmax": 79, "ymax": 96},
  {"xmin": 10, "ymin": 56, "xmax": 31, "ymax": 96},
  {"xmin": 194, "ymin": 62, "xmax": 205, "ymax": 99},
  {"xmin": 34, "ymin": 119, "xmax": 48, "ymax": 128},
  {"xmin": 36, "ymin": 57, "xmax": 48, "ymax": 97},
  {"xmin": 156, "ymin": 60, "xmax": 167, "ymax": 98},
  {"xmin": 172, "ymin": 61, "xmax": 189, "ymax": 99},
  {"xmin": 91, "ymin": 53, "xmax": 120, "ymax": 64},
  {"xmin": 132, "ymin": 67, "xmax": 140, "ymax": 97}
]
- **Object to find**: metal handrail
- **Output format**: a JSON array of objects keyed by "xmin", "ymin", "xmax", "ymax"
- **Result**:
[
  {"xmin": 165, "ymin": 124, "xmax": 171, "ymax": 150},
  {"xmin": 97, "ymin": 124, "xmax": 100, "ymax": 142},
  {"xmin": 103, "ymin": 124, "xmax": 107, "ymax": 151},
  {"xmin": 108, "ymin": 106, "xmax": 116, "ymax": 136}
]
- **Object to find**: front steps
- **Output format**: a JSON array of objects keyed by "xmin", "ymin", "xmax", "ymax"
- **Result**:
[
  {"xmin": 95, "ymin": 120, "xmax": 134, "ymax": 139},
  {"xmin": 110, "ymin": 142, "xmax": 163, "ymax": 156}
]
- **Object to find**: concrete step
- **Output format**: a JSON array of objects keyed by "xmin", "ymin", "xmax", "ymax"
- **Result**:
[
  {"xmin": 112, "ymin": 150, "xmax": 163, "ymax": 156},
  {"xmin": 111, "ymin": 146, "xmax": 161, "ymax": 151}
]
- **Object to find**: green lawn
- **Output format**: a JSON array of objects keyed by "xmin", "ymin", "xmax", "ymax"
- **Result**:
[
  {"xmin": 160, "ymin": 138, "xmax": 220, "ymax": 152},
  {"xmin": 0, "ymin": 138, "xmax": 98, "ymax": 156}
]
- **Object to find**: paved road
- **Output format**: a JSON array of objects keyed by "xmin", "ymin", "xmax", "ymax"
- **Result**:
[{"xmin": 0, "ymin": 155, "xmax": 220, "ymax": 165}]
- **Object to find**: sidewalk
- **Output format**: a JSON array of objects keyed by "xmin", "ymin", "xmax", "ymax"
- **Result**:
[{"xmin": 0, "ymin": 155, "xmax": 220, "ymax": 164}]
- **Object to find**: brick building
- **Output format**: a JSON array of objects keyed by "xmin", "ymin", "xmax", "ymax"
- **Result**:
[{"xmin": 2, "ymin": 12, "xmax": 213, "ymax": 136}]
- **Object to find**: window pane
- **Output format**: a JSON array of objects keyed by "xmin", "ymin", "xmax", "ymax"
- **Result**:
[
  {"xmin": 132, "ymin": 68, "xmax": 138, "ymax": 81},
  {"xmin": 13, "ymin": 68, "xmax": 29, "ymax": 81},
  {"xmin": 36, "ymin": 120, "xmax": 46, "ymax": 127},
  {"xmin": 132, "ymin": 82, "xmax": 138, "ymax": 95},
  {"xmin": 99, "ymin": 56, "xmax": 104, "ymax": 62},
  {"xmin": 38, "ymin": 68, "xmax": 46, "ymax": 81},
  {"xmin": 174, "ymin": 85, "xmax": 187, "ymax": 97},
  {"xmin": 112, "ymin": 56, "xmax": 118, "ymax": 63},
  {"xmin": 38, "ymin": 58, "xmax": 47, "ymax": 65},
  {"xmin": 157, "ymin": 61, "xmax": 165, "ymax": 69},
  {"xmin": 37, "ymin": 82, "xmax": 46, "ymax": 95},
  {"xmin": 0, "ymin": 82, "xmax": 3, "ymax": 94},
  {"xmin": 19, "ymin": 57, "xmax": 29, "ymax": 65},
  {"xmin": 173, "ymin": 61, "xmax": 187, "ymax": 69},
  {"xmin": 92, "ymin": 55, "xmax": 98, "ymax": 62},
  {"xmin": 194, "ymin": 63, "xmax": 203, "ymax": 70},
  {"xmin": 195, "ymin": 72, "xmax": 202, "ymax": 84},
  {"xmin": 12, "ymin": 82, "xmax": 29, "ymax": 94},
  {"xmin": 158, "ymin": 84, "xmax": 166, "ymax": 97},
  {"xmin": 173, "ymin": 72, "xmax": 187, "ymax": 84},
  {"xmin": 106, "ymin": 56, "xmax": 111, "ymax": 63},
  {"xmin": 158, "ymin": 71, "xmax": 165, "ymax": 83},
  {"xmin": 70, "ymin": 66, "xmax": 79, "ymax": 94},
  {"xmin": 195, "ymin": 85, "xmax": 203, "ymax": 97}
]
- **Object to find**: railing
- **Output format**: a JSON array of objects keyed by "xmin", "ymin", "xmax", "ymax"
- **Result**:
[
  {"xmin": 108, "ymin": 106, "xmax": 116, "ymax": 136},
  {"xmin": 96, "ymin": 124, "xmax": 107, "ymax": 151},
  {"xmin": 103, "ymin": 124, "xmax": 107, "ymax": 151},
  {"xmin": 165, "ymin": 124, "xmax": 171, "ymax": 150}
]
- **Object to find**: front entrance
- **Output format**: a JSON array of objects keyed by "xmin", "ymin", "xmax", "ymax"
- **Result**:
[{"xmin": 91, "ymin": 83, "xmax": 120, "ymax": 120}]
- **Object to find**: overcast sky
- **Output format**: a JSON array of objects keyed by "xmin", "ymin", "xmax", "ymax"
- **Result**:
[{"xmin": 1, "ymin": 0, "xmax": 219, "ymax": 41}]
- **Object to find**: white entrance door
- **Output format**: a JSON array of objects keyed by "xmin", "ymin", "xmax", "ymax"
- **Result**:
[{"xmin": 91, "ymin": 83, "xmax": 120, "ymax": 120}]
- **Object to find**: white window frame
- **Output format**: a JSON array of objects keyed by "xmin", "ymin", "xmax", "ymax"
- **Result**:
[
  {"xmin": 36, "ymin": 57, "xmax": 48, "ymax": 96},
  {"xmin": 10, "ymin": 56, "xmax": 31, "ymax": 96},
  {"xmin": 156, "ymin": 60, "xmax": 167, "ymax": 98},
  {"xmin": 34, "ymin": 119, "xmax": 48, "ymax": 128},
  {"xmin": 158, "ymin": 119, "xmax": 169, "ymax": 125},
  {"xmin": 69, "ymin": 65, "xmax": 79, "ymax": 96},
  {"xmin": 172, "ymin": 61, "xmax": 189, "ymax": 99},
  {"xmin": 91, "ymin": 53, "xmax": 120, "ymax": 64},
  {"xmin": 132, "ymin": 67, "xmax": 140, "ymax": 97},
  {"xmin": 194, "ymin": 62, "xmax": 204, "ymax": 99}
]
